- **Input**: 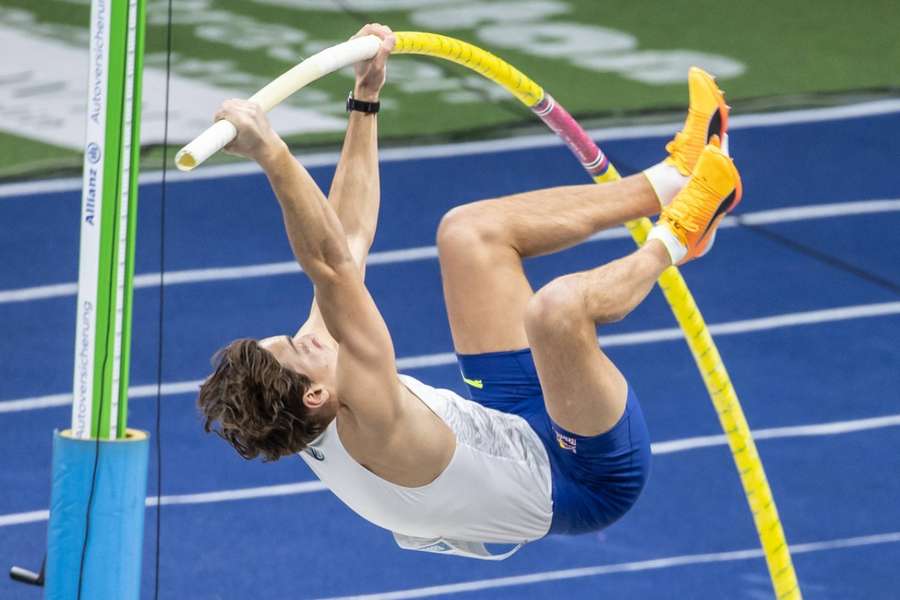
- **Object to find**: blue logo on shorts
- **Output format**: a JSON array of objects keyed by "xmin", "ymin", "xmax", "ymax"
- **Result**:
[{"xmin": 555, "ymin": 431, "xmax": 577, "ymax": 454}]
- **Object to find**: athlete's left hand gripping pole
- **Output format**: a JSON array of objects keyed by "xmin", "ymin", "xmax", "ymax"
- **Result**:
[{"xmin": 175, "ymin": 36, "xmax": 382, "ymax": 171}]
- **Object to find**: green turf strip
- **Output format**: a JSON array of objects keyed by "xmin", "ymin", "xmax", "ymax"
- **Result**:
[{"xmin": 1, "ymin": 0, "xmax": 898, "ymax": 179}]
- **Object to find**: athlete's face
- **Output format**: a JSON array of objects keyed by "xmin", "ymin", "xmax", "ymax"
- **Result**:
[{"xmin": 259, "ymin": 333, "xmax": 337, "ymax": 391}]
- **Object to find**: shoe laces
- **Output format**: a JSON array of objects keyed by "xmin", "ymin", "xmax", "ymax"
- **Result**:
[
  {"xmin": 665, "ymin": 174, "xmax": 719, "ymax": 233},
  {"xmin": 666, "ymin": 107, "xmax": 710, "ymax": 173}
]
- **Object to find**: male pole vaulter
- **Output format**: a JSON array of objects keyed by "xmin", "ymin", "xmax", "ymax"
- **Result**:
[{"xmin": 198, "ymin": 24, "xmax": 742, "ymax": 559}]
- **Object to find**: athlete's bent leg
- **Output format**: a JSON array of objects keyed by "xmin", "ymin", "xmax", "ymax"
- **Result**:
[
  {"xmin": 440, "ymin": 66, "xmax": 729, "ymax": 357},
  {"xmin": 524, "ymin": 241, "xmax": 670, "ymax": 434},
  {"xmin": 527, "ymin": 140, "xmax": 742, "ymax": 435},
  {"xmin": 437, "ymin": 174, "xmax": 660, "ymax": 355}
]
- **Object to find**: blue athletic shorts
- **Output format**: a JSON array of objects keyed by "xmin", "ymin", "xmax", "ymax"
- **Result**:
[{"xmin": 457, "ymin": 348, "xmax": 651, "ymax": 535}]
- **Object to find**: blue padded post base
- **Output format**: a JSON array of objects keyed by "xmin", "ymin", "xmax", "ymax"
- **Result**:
[{"xmin": 44, "ymin": 429, "xmax": 150, "ymax": 600}]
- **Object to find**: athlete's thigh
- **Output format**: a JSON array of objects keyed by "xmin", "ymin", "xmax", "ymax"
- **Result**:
[
  {"xmin": 438, "ymin": 227, "xmax": 533, "ymax": 355},
  {"xmin": 529, "ymin": 321, "xmax": 628, "ymax": 437}
]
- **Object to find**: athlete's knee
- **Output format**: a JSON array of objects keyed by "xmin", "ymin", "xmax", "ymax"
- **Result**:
[
  {"xmin": 527, "ymin": 275, "xmax": 626, "ymax": 337},
  {"xmin": 437, "ymin": 204, "xmax": 508, "ymax": 261},
  {"xmin": 525, "ymin": 276, "xmax": 591, "ymax": 341}
]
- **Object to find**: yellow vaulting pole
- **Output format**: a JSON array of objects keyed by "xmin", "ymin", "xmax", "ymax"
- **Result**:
[
  {"xmin": 393, "ymin": 31, "xmax": 800, "ymax": 599},
  {"xmin": 175, "ymin": 30, "xmax": 800, "ymax": 597}
]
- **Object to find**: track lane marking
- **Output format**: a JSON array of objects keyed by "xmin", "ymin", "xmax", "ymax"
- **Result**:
[
  {"xmin": 2, "ymin": 99, "xmax": 899, "ymax": 199},
  {"xmin": 652, "ymin": 414, "xmax": 900, "ymax": 454},
  {"xmin": 2, "ymin": 300, "xmax": 898, "ymax": 413},
  {"xmin": 2, "ymin": 198, "xmax": 898, "ymax": 304},
  {"xmin": 314, "ymin": 532, "xmax": 900, "ymax": 600},
  {"xmin": 1, "ymin": 412, "xmax": 898, "ymax": 528},
  {"xmin": 0, "ymin": 482, "xmax": 329, "ymax": 528}
]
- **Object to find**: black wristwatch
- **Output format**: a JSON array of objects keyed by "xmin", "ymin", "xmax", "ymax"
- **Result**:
[{"xmin": 346, "ymin": 91, "xmax": 380, "ymax": 114}]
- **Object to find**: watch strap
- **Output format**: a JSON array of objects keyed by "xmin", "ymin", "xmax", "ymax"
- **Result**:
[{"xmin": 346, "ymin": 91, "xmax": 380, "ymax": 114}]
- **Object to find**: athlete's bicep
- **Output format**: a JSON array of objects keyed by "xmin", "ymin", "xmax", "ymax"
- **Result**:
[
  {"xmin": 315, "ymin": 261, "xmax": 393, "ymax": 362},
  {"xmin": 315, "ymin": 261, "xmax": 401, "ymax": 423}
]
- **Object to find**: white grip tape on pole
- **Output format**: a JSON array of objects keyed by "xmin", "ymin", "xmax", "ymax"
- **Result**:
[
  {"xmin": 174, "ymin": 120, "xmax": 237, "ymax": 171},
  {"xmin": 175, "ymin": 35, "xmax": 382, "ymax": 171}
]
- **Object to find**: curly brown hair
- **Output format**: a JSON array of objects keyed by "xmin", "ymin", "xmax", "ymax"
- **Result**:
[{"xmin": 197, "ymin": 338, "xmax": 327, "ymax": 461}]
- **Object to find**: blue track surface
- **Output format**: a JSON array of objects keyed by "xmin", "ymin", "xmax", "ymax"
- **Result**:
[{"xmin": 1, "ymin": 109, "xmax": 899, "ymax": 599}]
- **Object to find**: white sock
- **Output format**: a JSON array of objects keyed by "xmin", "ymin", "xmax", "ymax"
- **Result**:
[
  {"xmin": 643, "ymin": 161, "xmax": 689, "ymax": 209},
  {"xmin": 646, "ymin": 223, "xmax": 686, "ymax": 265}
]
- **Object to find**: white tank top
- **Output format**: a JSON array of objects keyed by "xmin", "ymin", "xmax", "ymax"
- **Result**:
[{"xmin": 299, "ymin": 374, "xmax": 553, "ymax": 556}]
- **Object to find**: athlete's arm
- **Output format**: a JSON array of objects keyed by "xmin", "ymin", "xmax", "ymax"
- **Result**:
[
  {"xmin": 299, "ymin": 24, "xmax": 395, "ymax": 340},
  {"xmin": 215, "ymin": 100, "xmax": 402, "ymax": 427}
]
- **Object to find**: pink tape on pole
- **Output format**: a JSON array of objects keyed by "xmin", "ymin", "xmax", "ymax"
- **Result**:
[{"xmin": 531, "ymin": 95, "xmax": 609, "ymax": 177}]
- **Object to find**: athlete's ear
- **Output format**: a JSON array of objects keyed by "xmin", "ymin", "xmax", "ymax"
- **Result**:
[{"xmin": 303, "ymin": 384, "xmax": 330, "ymax": 409}]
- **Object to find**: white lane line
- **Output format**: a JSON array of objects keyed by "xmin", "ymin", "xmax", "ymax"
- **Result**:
[
  {"xmin": 0, "ymin": 281, "xmax": 78, "ymax": 303},
  {"xmin": 0, "ymin": 482, "xmax": 327, "ymax": 528},
  {"xmin": 2, "ymin": 301, "xmax": 899, "ymax": 413},
  {"xmin": 652, "ymin": 414, "xmax": 900, "ymax": 455},
  {"xmin": 0, "ymin": 243, "xmax": 442, "ymax": 304},
  {"xmin": 2, "ymin": 198, "xmax": 898, "ymax": 305},
  {"xmin": 0, "ymin": 510, "xmax": 49, "ymax": 528},
  {"xmin": 130, "ymin": 245, "xmax": 439, "ymax": 288},
  {"xmin": 146, "ymin": 480, "xmax": 327, "ymax": 506},
  {"xmin": 395, "ymin": 301, "xmax": 900, "ymax": 370},
  {"xmin": 735, "ymin": 199, "xmax": 900, "ymax": 225},
  {"xmin": 2, "ymin": 99, "xmax": 899, "ymax": 199},
  {"xmin": 0, "ymin": 380, "xmax": 204, "ymax": 413},
  {"xmin": 704, "ymin": 301, "xmax": 900, "ymax": 336},
  {"xmin": 1, "ymin": 414, "xmax": 898, "ymax": 529},
  {"xmin": 316, "ymin": 532, "xmax": 900, "ymax": 600}
]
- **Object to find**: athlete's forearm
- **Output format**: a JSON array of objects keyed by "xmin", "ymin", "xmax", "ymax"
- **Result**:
[
  {"xmin": 326, "ymin": 25, "xmax": 392, "ymax": 269},
  {"xmin": 261, "ymin": 145, "xmax": 355, "ymax": 282},
  {"xmin": 301, "ymin": 111, "xmax": 375, "ymax": 336},
  {"xmin": 328, "ymin": 109, "xmax": 380, "ymax": 258},
  {"xmin": 295, "ymin": 24, "xmax": 394, "ymax": 337}
]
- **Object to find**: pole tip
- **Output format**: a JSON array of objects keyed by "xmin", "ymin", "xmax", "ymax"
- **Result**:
[{"xmin": 175, "ymin": 149, "xmax": 197, "ymax": 171}]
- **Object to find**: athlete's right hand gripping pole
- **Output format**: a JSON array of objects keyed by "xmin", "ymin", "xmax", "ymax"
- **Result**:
[{"xmin": 391, "ymin": 32, "xmax": 801, "ymax": 600}]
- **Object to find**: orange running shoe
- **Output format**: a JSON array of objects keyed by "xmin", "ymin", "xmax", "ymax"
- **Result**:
[
  {"xmin": 648, "ymin": 140, "xmax": 742, "ymax": 265},
  {"xmin": 665, "ymin": 67, "xmax": 730, "ymax": 175}
]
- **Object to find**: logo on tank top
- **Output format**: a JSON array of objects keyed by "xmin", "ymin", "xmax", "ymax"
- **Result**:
[
  {"xmin": 420, "ymin": 540, "xmax": 453, "ymax": 553},
  {"xmin": 555, "ymin": 431, "xmax": 577, "ymax": 454},
  {"xmin": 305, "ymin": 447, "xmax": 325, "ymax": 461}
]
